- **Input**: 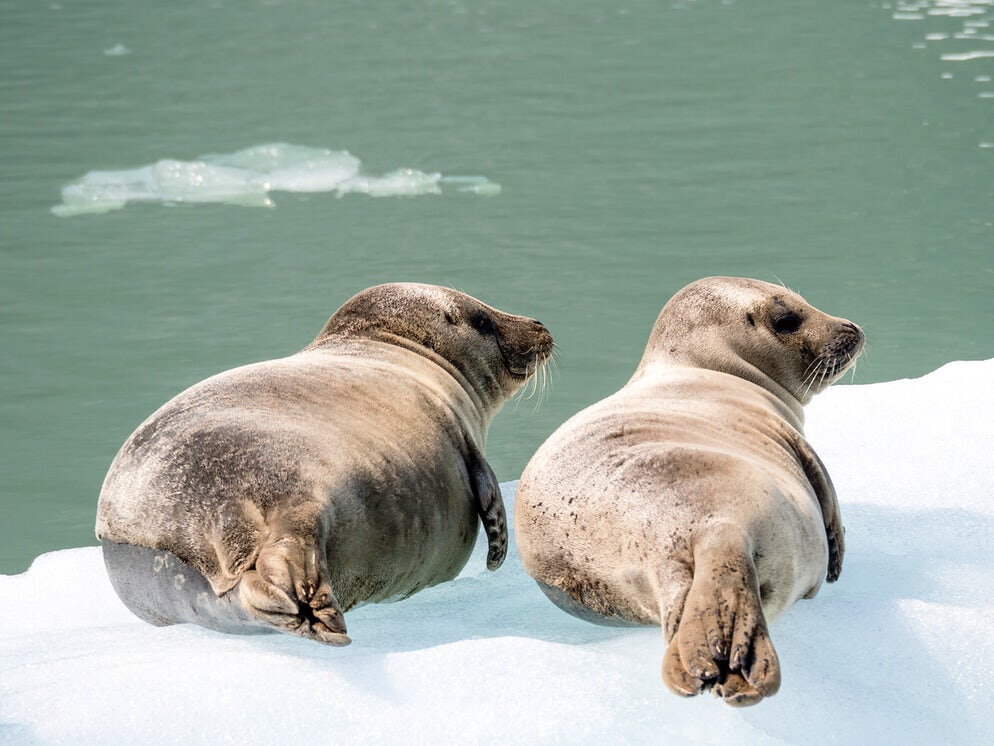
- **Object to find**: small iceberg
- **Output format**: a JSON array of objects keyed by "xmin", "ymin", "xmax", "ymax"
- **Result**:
[{"xmin": 52, "ymin": 143, "xmax": 501, "ymax": 216}]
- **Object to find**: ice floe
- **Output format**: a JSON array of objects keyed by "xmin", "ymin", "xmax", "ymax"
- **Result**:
[{"xmin": 1, "ymin": 359, "xmax": 993, "ymax": 744}]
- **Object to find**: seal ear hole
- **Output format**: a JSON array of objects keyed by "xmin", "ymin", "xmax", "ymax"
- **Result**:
[
  {"xmin": 443, "ymin": 310, "xmax": 457, "ymax": 325},
  {"xmin": 771, "ymin": 313, "xmax": 802, "ymax": 334},
  {"xmin": 746, "ymin": 313, "xmax": 755, "ymax": 327}
]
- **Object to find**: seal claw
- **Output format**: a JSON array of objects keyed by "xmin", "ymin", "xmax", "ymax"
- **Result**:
[{"xmin": 713, "ymin": 670, "xmax": 764, "ymax": 707}]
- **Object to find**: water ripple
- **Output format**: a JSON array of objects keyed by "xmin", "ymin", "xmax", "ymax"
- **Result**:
[{"xmin": 887, "ymin": 0, "xmax": 994, "ymax": 148}]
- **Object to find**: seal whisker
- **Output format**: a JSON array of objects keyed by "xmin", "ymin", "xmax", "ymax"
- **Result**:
[
  {"xmin": 533, "ymin": 359, "xmax": 550, "ymax": 412},
  {"xmin": 802, "ymin": 355, "xmax": 825, "ymax": 378},
  {"xmin": 847, "ymin": 353, "xmax": 860, "ymax": 384},
  {"xmin": 798, "ymin": 356, "xmax": 826, "ymax": 400},
  {"xmin": 817, "ymin": 364, "xmax": 829, "ymax": 393},
  {"xmin": 530, "ymin": 366, "xmax": 543, "ymax": 411},
  {"xmin": 525, "ymin": 361, "xmax": 541, "ymax": 400}
]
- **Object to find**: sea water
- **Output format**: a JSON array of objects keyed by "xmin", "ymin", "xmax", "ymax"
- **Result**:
[{"xmin": 1, "ymin": 0, "xmax": 992, "ymax": 571}]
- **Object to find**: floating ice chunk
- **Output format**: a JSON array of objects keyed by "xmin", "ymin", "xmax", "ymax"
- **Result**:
[
  {"xmin": 338, "ymin": 168, "xmax": 442, "ymax": 197},
  {"xmin": 103, "ymin": 43, "xmax": 130, "ymax": 56},
  {"xmin": 202, "ymin": 143, "xmax": 362, "ymax": 192},
  {"xmin": 52, "ymin": 143, "xmax": 499, "ymax": 216},
  {"xmin": 439, "ymin": 174, "xmax": 503, "ymax": 195},
  {"xmin": 468, "ymin": 181, "xmax": 502, "ymax": 196},
  {"xmin": 52, "ymin": 160, "xmax": 270, "ymax": 216}
]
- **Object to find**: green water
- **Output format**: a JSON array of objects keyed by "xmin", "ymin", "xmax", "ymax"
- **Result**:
[{"xmin": 1, "ymin": 0, "xmax": 992, "ymax": 573}]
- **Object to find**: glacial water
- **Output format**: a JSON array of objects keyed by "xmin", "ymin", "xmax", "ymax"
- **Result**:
[{"xmin": 1, "ymin": 0, "xmax": 992, "ymax": 572}]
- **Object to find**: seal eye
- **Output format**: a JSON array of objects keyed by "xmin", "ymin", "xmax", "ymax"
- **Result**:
[
  {"xmin": 772, "ymin": 313, "xmax": 802, "ymax": 334},
  {"xmin": 470, "ymin": 312, "xmax": 497, "ymax": 336}
]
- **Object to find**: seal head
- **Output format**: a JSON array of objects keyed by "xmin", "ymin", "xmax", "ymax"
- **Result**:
[
  {"xmin": 635, "ymin": 277, "xmax": 864, "ymax": 415},
  {"xmin": 314, "ymin": 282, "xmax": 552, "ymax": 412}
]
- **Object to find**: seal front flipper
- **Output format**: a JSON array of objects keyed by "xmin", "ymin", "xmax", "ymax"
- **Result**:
[
  {"xmin": 468, "ymin": 446, "xmax": 506, "ymax": 570},
  {"xmin": 792, "ymin": 437, "xmax": 845, "ymax": 583}
]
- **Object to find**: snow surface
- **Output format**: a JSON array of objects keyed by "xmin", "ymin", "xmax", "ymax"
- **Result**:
[{"xmin": 2, "ymin": 359, "xmax": 992, "ymax": 745}]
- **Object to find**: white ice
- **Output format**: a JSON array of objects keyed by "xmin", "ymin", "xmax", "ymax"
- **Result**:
[
  {"xmin": 2, "ymin": 359, "xmax": 993, "ymax": 744},
  {"xmin": 50, "ymin": 143, "xmax": 500, "ymax": 216}
]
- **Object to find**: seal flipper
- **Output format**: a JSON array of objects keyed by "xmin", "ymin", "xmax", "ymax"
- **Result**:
[
  {"xmin": 792, "ymin": 437, "xmax": 845, "ymax": 583},
  {"xmin": 661, "ymin": 527, "xmax": 781, "ymax": 707},
  {"xmin": 234, "ymin": 503, "xmax": 351, "ymax": 646},
  {"xmin": 468, "ymin": 446, "xmax": 507, "ymax": 570}
]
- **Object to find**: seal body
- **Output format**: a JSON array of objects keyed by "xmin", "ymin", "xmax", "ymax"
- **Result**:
[
  {"xmin": 97, "ymin": 283, "xmax": 553, "ymax": 645},
  {"xmin": 516, "ymin": 277, "xmax": 862, "ymax": 706}
]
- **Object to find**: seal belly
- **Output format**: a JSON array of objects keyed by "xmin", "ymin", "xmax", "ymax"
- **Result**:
[{"xmin": 535, "ymin": 580, "xmax": 647, "ymax": 627}]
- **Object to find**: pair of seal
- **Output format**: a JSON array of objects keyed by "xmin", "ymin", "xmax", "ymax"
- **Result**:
[
  {"xmin": 515, "ymin": 277, "xmax": 863, "ymax": 706},
  {"xmin": 97, "ymin": 283, "xmax": 553, "ymax": 645}
]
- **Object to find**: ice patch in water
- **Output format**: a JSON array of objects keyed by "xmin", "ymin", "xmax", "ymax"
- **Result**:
[
  {"xmin": 201, "ymin": 143, "xmax": 361, "ymax": 192},
  {"xmin": 103, "ymin": 43, "xmax": 130, "ymax": 56},
  {"xmin": 339, "ymin": 168, "xmax": 442, "ymax": 197},
  {"xmin": 53, "ymin": 160, "xmax": 272, "ymax": 217},
  {"xmin": 52, "ymin": 143, "xmax": 500, "ymax": 216},
  {"xmin": 440, "ymin": 175, "xmax": 503, "ymax": 196}
]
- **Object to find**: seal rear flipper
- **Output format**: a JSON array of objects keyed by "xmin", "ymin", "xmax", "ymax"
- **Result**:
[
  {"xmin": 468, "ymin": 447, "xmax": 506, "ymax": 570},
  {"xmin": 234, "ymin": 505, "xmax": 351, "ymax": 646},
  {"xmin": 661, "ymin": 528, "xmax": 781, "ymax": 707}
]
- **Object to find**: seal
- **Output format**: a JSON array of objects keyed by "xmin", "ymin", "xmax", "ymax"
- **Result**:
[
  {"xmin": 515, "ymin": 277, "xmax": 863, "ymax": 706},
  {"xmin": 97, "ymin": 283, "xmax": 553, "ymax": 646}
]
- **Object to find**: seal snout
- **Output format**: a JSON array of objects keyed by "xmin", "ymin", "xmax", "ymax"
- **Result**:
[
  {"xmin": 499, "ymin": 318, "xmax": 555, "ymax": 378},
  {"xmin": 826, "ymin": 320, "xmax": 865, "ymax": 370}
]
